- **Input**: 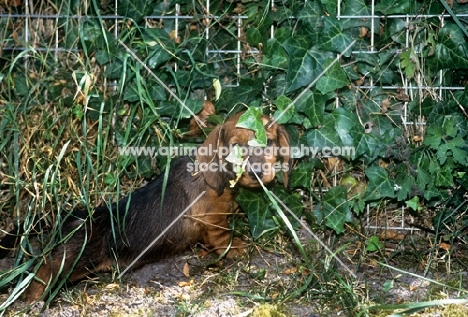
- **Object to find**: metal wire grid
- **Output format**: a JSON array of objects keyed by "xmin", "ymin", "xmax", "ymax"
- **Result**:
[
  {"xmin": 1, "ymin": 1, "xmax": 465, "ymax": 102},
  {"xmin": 1, "ymin": 1, "xmax": 465, "ymax": 232},
  {"xmin": 336, "ymin": 1, "xmax": 465, "ymax": 231},
  {"xmin": 0, "ymin": 1, "xmax": 251, "ymax": 88}
]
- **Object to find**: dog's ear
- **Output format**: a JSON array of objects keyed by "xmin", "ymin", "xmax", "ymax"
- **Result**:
[
  {"xmin": 196, "ymin": 124, "xmax": 227, "ymax": 195},
  {"xmin": 277, "ymin": 125, "xmax": 291, "ymax": 188}
]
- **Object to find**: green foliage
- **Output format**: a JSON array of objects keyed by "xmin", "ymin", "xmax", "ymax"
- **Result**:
[
  {"xmin": 314, "ymin": 186, "xmax": 351, "ymax": 234},
  {"xmin": 364, "ymin": 166, "xmax": 395, "ymax": 201},
  {"xmin": 366, "ymin": 235, "xmax": 384, "ymax": 252},
  {"xmin": 236, "ymin": 107, "xmax": 268, "ymax": 145},
  {"xmin": 1, "ymin": 0, "xmax": 468, "ymax": 310},
  {"xmin": 237, "ymin": 186, "xmax": 303, "ymax": 240},
  {"xmin": 429, "ymin": 22, "xmax": 468, "ymax": 69}
]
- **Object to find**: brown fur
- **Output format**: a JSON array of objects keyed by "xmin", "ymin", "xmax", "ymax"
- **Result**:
[
  {"xmin": 186, "ymin": 100, "xmax": 216, "ymax": 136},
  {"xmin": 0, "ymin": 110, "xmax": 290, "ymax": 302}
]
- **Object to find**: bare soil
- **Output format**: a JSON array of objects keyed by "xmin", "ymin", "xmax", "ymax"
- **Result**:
[
  {"xmin": 1, "ymin": 233, "xmax": 468, "ymax": 316},
  {"xmin": 1, "ymin": 248, "xmax": 319, "ymax": 316}
]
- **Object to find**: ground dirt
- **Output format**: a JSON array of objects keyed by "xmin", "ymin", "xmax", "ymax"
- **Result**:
[
  {"xmin": 1, "ymin": 232, "xmax": 468, "ymax": 316},
  {"xmin": 1, "ymin": 249, "xmax": 319, "ymax": 316}
]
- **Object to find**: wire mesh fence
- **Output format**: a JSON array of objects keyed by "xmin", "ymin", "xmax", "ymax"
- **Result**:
[
  {"xmin": 2, "ymin": 1, "xmax": 465, "ymax": 91},
  {"xmin": 1, "ymin": 0, "xmax": 467, "ymax": 233}
]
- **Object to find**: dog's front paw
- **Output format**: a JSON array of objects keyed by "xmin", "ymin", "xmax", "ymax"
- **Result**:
[
  {"xmin": 22, "ymin": 281, "xmax": 46, "ymax": 303},
  {"xmin": 221, "ymin": 237, "xmax": 248, "ymax": 259}
]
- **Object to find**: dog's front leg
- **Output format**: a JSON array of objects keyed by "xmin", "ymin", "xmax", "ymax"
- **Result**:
[
  {"xmin": 193, "ymin": 191, "xmax": 247, "ymax": 258},
  {"xmin": 202, "ymin": 213, "xmax": 247, "ymax": 258}
]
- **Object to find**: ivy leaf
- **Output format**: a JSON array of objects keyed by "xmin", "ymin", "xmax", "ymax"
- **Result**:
[
  {"xmin": 180, "ymin": 99, "xmax": 204, "ymax": 119},
  {"xmin": 295, "ymin": 89, "xmax": 329, "ymax": 127},
  {"xmin": 282, "ymin": 38, "xmax": 332, "ymax": 92},
  {"xmin": 386, "ymin": 19, "xmax": 407, "ymax": 44},
  {"xmin": 395, "ymin": 173, "xmax": 414, "ymax": 201},
  {"xmin": 429, "ymin": 22, "xmax": 468, "ymax": 70},
  {"xmin": 123, "ymin": 85, "xmax": 141, "ymax": 102},
  {"xmin": 80, "ymin": 20, "xmax": 112, "ymax": 52},
  {"xmin": 424, "ymin": 183, "xmax": 441, "ymax": 200},
  {"xmin": 442, "ymin": 115, "xmax": 463, "ymax": 138},
  {"xmin": 283, "ymin": 36, "xmax": 314, "ymax": 92},
  {"xmin": 424, "ymin": 116, "xmax": 468, "ymax": 165},
  {"xmin": 319, "ymin": 17, "xmax": 355, "ymax": 57},
  {"xmin": 433, "ymin": 164, "xmax": 453, "ymax": 187},
  {"xmin": 437, "ymin": 136, "xmax": 466, "ymax": 165},
  {"xmin": 400, "ymin": 48, "xmax": 419, "ymax": 79},
  {"xmin": 117, "ymin": 0, "xmax": 153, "ymax": 23},
  {"xmin": 375, "ymin": 0, "xmax": 411, "ymax": 14},
  {"xmin": 289, "ymin": 160, "xmax": 317, "ymax": 188},
  {"xmin": 95, "ymin": 51, "xmax": 110, "ymax": 65},
  {"xmin": 352, "ymin": 130, "xmax": 380, "ymax": 160},
  {"xmin": 273, "ymin": 95, "xmax": 294, "ymax": 124},
  {"xmin": 218, "ymin": 79, "xmax": 263, "ymax": 112},
  {"xmin": 236, "ymin": 107, "xmax": 267, "ymax": 145},
  {"xmin": 296, "ymin": 1, "xmax": 325, "ymax": 32},
  {"xmin": 416, "ymin": 165, "xmax": 431, "ymax": 191},
  {"xmin": 364, "ymin": 166, "xmax": 395, "ymax": 200},
  {"xmin": 306, "ymin": 115, "xmax": 342, "ymax": 150},
  {"xmin": 237, "ymin": 186, "xmax": 303, "ymax": 239},
  {"xmin": 423, "ymin": 125, "xmax": 443, "ymax": 149},
  {"xmin": 265, "ymin": 38, "xmax": 288, "ymax": 69},
  {"xmin": 331, "ymin": 108, "xmax": 357, "ymax": 148},
  {"xmin": 141, "ymin": 29, "xmax": 174, "ymax": 69},
  {"xmin": 383, "ymin": 279, "xmax": 395, "ymax": 292},
  {"xmin": 246, "ymin": 28, "xmax": 264, "ymax": 46},
  {"xmin": 236, "ymin": 188, "xmax": 274, "ymax": 239},
  {"xmin": 366, "ymin": 235, "xmax": 384, "ymax": 252},
  {"xmin": 320, "ymin": 0, "xmax": 337, "ymax": 15},
  {"xmin": 149, "ymin": 86, "xmax": 166, "ymax": 101},
  {"xmin": 272, "ymin": 186, "xmax": 303, "ymax": 228},
  {"xmin": 316, "ymin": 58, "xmax": 350, "ymax": 95},
  {"xmin": 341, "ymin": 0, "xmax": 372, "ymax": 29},
  {"xmin": 451, "ymin": 144, "xmax": 468, "ymax": 165},
  {"xmin": 406, "ymin": 196, "xmax": 422, "ymax": 212},
  {"xmin": 317, "ymin": 186, "xmax": 351, "ymax": 234}
]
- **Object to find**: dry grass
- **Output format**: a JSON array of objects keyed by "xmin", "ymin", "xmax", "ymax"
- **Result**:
[{"xmin": 1, "ymin": 1, "xmax": 468, "ymax": 316}]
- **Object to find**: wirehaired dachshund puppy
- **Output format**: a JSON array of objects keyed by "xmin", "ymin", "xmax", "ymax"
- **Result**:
[{"xmin": 0, "ymin": 110, "xmax": 290, "ymax": 302}]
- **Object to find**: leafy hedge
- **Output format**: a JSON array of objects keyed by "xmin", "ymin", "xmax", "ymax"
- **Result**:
[{"xmin": 1, "ymin": 0, "xmax": 468, "ymax": 305}]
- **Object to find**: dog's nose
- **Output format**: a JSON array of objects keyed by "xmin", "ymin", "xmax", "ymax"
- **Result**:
[{"xmin": 248, "ymin": 169, "xmax": 263, "ymax": 180}]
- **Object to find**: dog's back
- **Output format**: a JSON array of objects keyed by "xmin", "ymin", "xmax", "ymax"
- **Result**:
[
  {"xmin": 0, "ymin": 110, "xmax": 290, "ymax": 302},
  {"xmin": 0, "ymin": 157, "xmax": 206, "ymax": 300}
]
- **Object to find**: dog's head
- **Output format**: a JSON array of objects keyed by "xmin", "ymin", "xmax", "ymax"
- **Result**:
[{"xmin": 195, "ymin": 111, "xmax": 290, "ymax": 195}]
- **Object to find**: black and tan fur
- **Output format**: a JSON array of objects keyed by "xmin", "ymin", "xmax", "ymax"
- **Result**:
[{"xmin": 0, "ymin": 110, "xmax": 290, "ymax": 302}]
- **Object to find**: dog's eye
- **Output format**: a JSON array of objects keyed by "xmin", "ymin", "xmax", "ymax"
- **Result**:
[{"xmin": 267, "ymin": 139, "xmax": 274, "ymax": 146}]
